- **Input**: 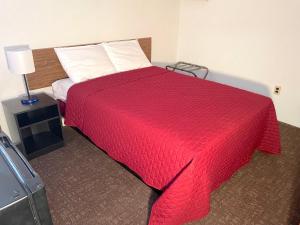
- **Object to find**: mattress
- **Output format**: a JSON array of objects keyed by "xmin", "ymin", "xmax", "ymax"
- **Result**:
[
  {"xmin": 51, "ymin": 78, "xmax": 74, "ymax": 101},
  {"xmin": 64, "ymin": 66, "xmax": 280, "ymax": 225}
]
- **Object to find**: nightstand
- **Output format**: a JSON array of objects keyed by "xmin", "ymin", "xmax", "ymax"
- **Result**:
[{"xmin": 2, "ymin": 93, "xmax": 64, "ymax": 159}]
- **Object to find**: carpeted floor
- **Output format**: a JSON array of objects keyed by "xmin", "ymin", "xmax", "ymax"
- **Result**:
[{"xmin": 30, "ymin": 123, "xmax": 300, "ymax": 225}]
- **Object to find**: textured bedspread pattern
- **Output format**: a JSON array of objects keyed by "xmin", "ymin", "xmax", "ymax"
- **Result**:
[{"xmin": 65, "ymin": 66, "xmax": 280, "ymax": 225}]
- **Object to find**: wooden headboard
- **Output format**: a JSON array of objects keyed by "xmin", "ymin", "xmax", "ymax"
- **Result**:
[{"xmin": 26, "ymin": 37, "xmax": 152, "ymax": 90}]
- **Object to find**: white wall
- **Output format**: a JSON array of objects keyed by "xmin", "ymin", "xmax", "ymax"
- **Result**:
[
  {"xmin": 0, "ymin": 0, "xmax": 180, "ymax": 135},
  {"xmin": 178, "ymin": 0, "xmax": 300, "ymax": 127}
]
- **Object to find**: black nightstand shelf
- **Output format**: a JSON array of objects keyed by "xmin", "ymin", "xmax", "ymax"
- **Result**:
[{"xmin": 2, "ymin": 93, "xmax": 64, "ymax": 159}]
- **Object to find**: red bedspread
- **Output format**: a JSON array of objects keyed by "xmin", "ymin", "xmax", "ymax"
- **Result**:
[{"xmin": 65, "ymin": 66, "xmax": 280, "ymax": 225}]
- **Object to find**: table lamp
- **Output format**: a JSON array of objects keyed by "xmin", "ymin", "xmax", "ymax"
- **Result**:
[{"xmin": 4, "ymin": 45, "xmax": 39, "ymax": 105}]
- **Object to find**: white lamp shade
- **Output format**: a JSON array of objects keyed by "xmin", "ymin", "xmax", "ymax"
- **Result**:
[{"xmin": 4, "ymin": 45, "xmax": 35, "ymax": 75}]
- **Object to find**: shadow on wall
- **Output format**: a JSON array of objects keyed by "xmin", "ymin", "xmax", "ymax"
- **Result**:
[
  {"xmin": 206, "ymin": 70, "xmax": 271, "ymax": 97},
  {"xmin": 153, "ymin": 62, "xmax": 271, "ymax": 98}
]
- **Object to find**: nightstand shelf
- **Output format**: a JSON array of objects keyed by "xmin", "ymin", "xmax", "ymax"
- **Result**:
[
  {"xmin": 19, "ymin": 116, "xmax": 60, "ymax": 130},
  {"xmin": 2, "ymin": 93, "xmax": 64, "ymax": 160},
  {"xmin": 16, "ymin": 104, "xmax": 59, "ymax": 127},
  {"xmin": 21, "ymin": 131, "xmax": 62, "ymax": 156}
]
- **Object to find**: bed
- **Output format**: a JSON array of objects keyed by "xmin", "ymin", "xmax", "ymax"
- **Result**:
[{"xmin": 28, "ymin": 37, "xmax": 281, "ymax": 225}]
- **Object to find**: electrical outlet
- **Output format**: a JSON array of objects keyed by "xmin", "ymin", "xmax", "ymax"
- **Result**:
[{"xmin": 274, "ymin": 86, "xmax": 281, "ymax": 95}]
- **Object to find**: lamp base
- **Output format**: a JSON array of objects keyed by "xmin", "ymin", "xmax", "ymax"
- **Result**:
[{"xmin": 21, "ymin": 96, "xmax": 39, "ymax": 105}]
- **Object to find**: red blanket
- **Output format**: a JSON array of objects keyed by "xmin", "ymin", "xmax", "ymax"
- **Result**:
[{"xmin": 65, "ymin": 66, "xmax": 280, "ymax": 225}]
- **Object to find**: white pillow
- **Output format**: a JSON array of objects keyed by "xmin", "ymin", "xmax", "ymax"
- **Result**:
[
  {"xmin": 52, "ymin": 78, "xmax": 74, "ymax": 101},
  {"xmin": 54, "ymin": 45, "xmax": 116, "ymax": 83},
  {"xmin": 101, "ymin": 40, "xmax": 152, "ymax": 72}
]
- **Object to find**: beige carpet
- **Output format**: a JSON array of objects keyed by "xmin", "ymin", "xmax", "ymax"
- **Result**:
[{"xmin": 30, "ymin": 123, "xmax": 300, "ymax": 225}]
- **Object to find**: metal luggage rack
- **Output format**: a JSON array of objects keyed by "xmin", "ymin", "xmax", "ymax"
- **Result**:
[{"xmin": 166, "ymin": 61, "xmax": 209, "ymax": 79}]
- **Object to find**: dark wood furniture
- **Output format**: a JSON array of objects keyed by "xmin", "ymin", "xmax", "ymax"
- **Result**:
[
  {"xmin": 166, "ymin": 61, "xmax": 209, "ymax": 79},
  {"xmin": 2, "ymin": 93, "xmax": 64, "ymax": 159}
]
